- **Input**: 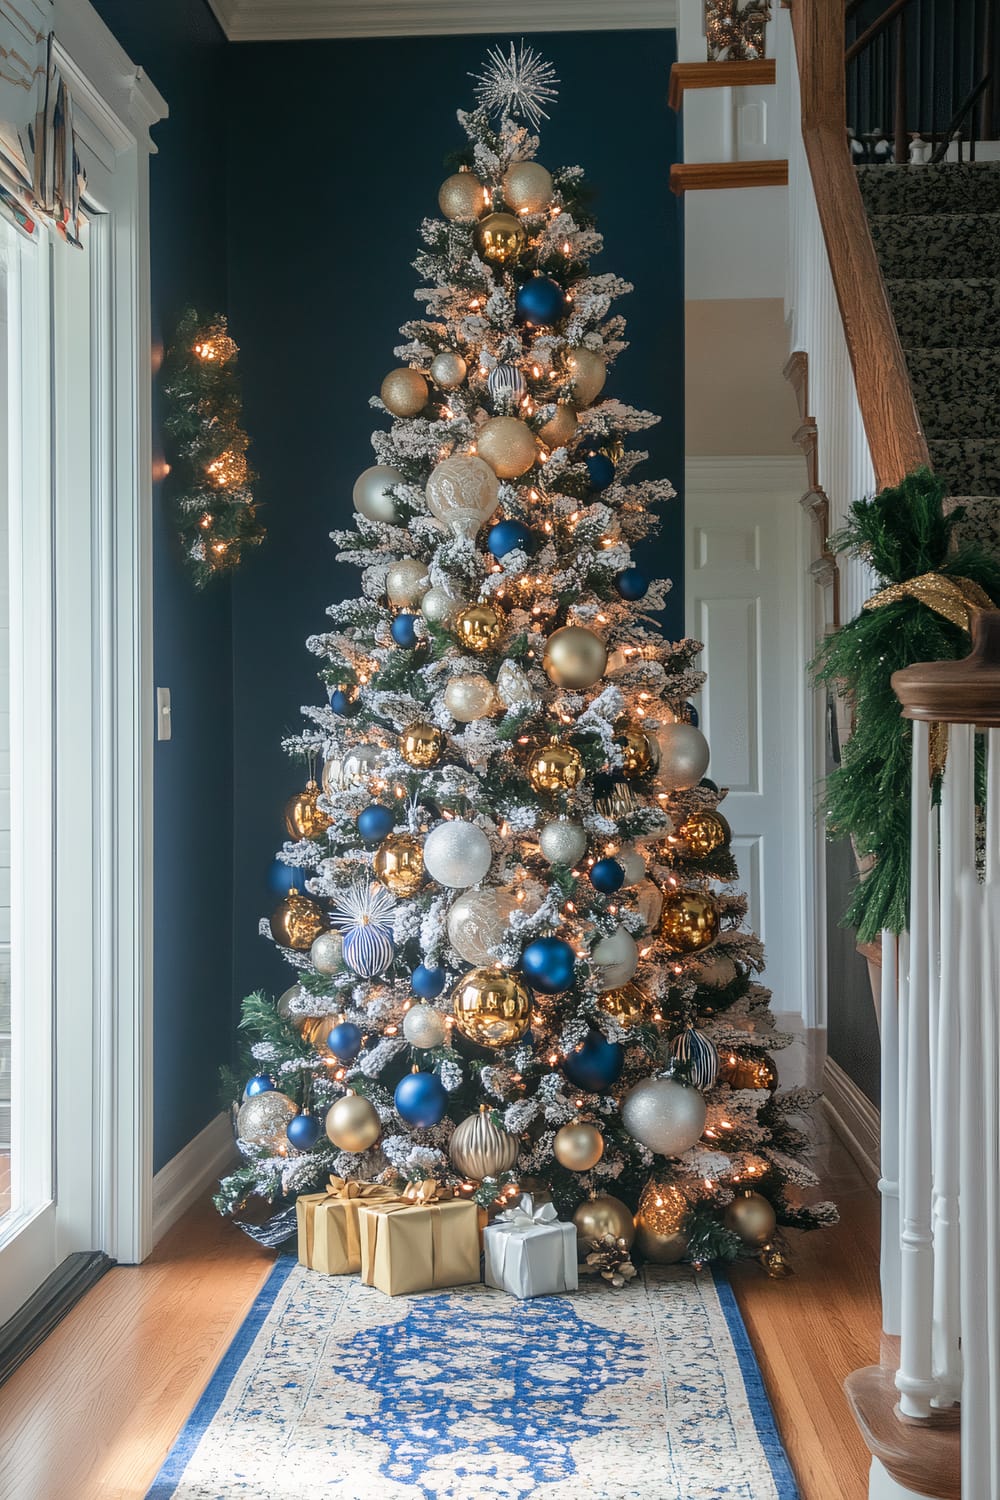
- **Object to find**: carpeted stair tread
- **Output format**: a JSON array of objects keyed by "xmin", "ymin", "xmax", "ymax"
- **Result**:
[
  {"xmin": 942, "ymin": 495, "xmax": 1000, "ymax": 554},
  {"xmin": 857, "ymin": 162, "xmax": 1000, "ymax": 217},
  {"xmin": 868, "ymin": 212, "xmax": 1000, "ymax": 280},
  {"xmin": 904, "ymin": 348, "xmax": 1000, "ymax": 438},
  {"xmin": 886, "ymin": 278, "xmax": 1000, "ymax": 349},
  {"xmin": 927, "ymin": 438, "xmax": 1000, "ymax": 496}
]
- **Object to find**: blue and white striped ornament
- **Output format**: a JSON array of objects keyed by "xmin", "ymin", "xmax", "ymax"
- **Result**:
[
  {"xmin": 330, "ymin": 880, "xmax": 397, "ymax": 978},
  {"xmin": 488, "ymin": 363, "xmax": 526, "ymax": 407},
  {"xmin": 669, "ymin": 1025, "xmax": 719, "ymax": 1091}
]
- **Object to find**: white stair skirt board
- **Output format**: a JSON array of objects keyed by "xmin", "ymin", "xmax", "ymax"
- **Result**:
[
  {"xmin": 822, "ymin": 1055, "xmax": 880, "ymax": 1188},
  {"xmin": 152, "ymin": 1112, "xmax": 238, "ymax": 1246},
  {"xmin": 869, "ymin": 1456, "xmax": 944, "ymax": 1500}
]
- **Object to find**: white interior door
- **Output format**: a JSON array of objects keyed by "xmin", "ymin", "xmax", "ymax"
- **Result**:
[{"xmin": 684, "ymin": 457, "xmax": 810, "ymax": 1020}]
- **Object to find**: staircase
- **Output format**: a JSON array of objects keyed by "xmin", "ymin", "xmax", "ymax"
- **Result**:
[{"xmin": 857, "ymin": 161, "xmax": 1000, "ymax": 553}]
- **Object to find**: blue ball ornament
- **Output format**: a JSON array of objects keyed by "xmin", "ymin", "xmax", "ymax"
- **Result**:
[
  {"xmin": 699, "ymin": 777, "xmax": 718, "ymax": 793},
  {"xmin": 358, "ymin": 803, "xmax": 395, "ymax": 845},
  {"xmin": 267, "ymin": 858, "xmax": 308, "ymax": 898},
  {"xmin": 326, "ymin": 1021, "xmax": 364, "ymax": 1062},
  {"xmin": 394, "ymin": 1070, "xmax": 448, "ymax": 1128},
  {"xmin": 685, "ymin": 701, "xmax": 700, "ymax": 728},
  {"xmin": 391, "ymin": 613, "xmax": 419, "ymax": 648},
  {"xmin": 589, "ymin": 857, "xmax": 625, "ymax": 894},
  {"xmin": 244, "ymin": 1074, "xmax": 275, "ymax": 1098},
  {"xmin": 615, "ymin": 566, "xmax": 648, "ymax": 600},
  {"xmin": 562, "ymin": 1030, "xmax": 625, "ymax": 1093},
  {"xmin": 286, "ymin": 1112, "xmax": 322, "ymax": 1151},
  {"xmin": 488, "ymin": 519, "xmax": 535, "ymax": 560},
  {"xmin": 412, "ymin": 963, "xmax": 447, "ymax": 999},
  {"xmin": 521, "ymin": 935, "xmax": 577, "ymax": 994},
  {"xmin": 585, "ymin": 452, "xmax": 615, "ymax": 491},
  {"xmin": 515, "ymin": 275, "xmax": 566, "ymax": 326}
]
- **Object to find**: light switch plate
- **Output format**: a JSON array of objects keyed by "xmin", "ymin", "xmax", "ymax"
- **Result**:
[{"xmin": 157, "ymin": 686, "xmax": 172, "ymax": 741}]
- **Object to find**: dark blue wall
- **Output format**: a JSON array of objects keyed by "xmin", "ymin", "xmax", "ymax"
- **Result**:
[{"xmin": 225, "ymin": 31, "xmax": 683, "ymax": 1008}]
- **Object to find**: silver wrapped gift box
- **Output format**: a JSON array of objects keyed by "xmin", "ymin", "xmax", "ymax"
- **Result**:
[{"xmin": 483, "ymin": 1196, "xmax": 579, "ymax": 1299}]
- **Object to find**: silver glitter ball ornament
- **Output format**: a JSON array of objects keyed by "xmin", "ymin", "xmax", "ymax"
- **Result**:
[
  {"xmin": 430, "ymin": 351, "xmax": 468, "ymax": 389},
  {"xmin": 421, "ymin": 586, "xmax": 460, "ymax": 626},
  {"xmin": 276, "ymin": 983, "xmax": 306, "ymax": 1019},
  {"xmin": 622, "ymin": 1076, "xmax": 707, "ymax": 1156},
  {"xmin": 385, "ymin": 558, "xmax": 430, "ymax": 607},
  {"xmin": 423, "ymin": 819, "xmax": 492, "ymax": 888},
  {"xmin": 402, "ymin": 1003, "xmax": 447, "ymax": 1049},
  {"xmin": 447, "ymin": 887, "xmax": 516, "ymax": 964},
  {"xmin": 310, "ymin": 930, "xmax": 344, "ymax": 974},
  {"xmin": 539, "ymin": 817, "xmax": 587, "ymax": 867},
  {"xmin": 236, "ymin": 1090, "xmax": 298, "ymax": 1148}
]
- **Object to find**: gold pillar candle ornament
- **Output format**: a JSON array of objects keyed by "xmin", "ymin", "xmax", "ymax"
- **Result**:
[
  {"xmin": 449, "ymin": 1104, "xmax": 520, "ymax": 1179},
  {"xmin": 380, "ymin": 367, "xmax": 429, "ymax": 418},
  {"xmin": 451, "ymin": 966, "xmax": 532, "ymax": 1048},
  {"xmin": 660, "ymin": 888, "xmax": 720, "ymax": 953},
  {"xmin": 475, "ymin": 211, "xmax": 527, "ymax": 265},
  {"xmin": 502, "ymin": 160, "xmax": 554, "ymax": 215},
  {"xmin": 325, "ymin": 1091, "xmax": 382, "ymax": 1153},
  {"xmin": 527, "ymin": 738, "xmax": 585, "ymax": 794},
  {"xmin": 598, "ymin": 982, "xmax": 650, "ymax": 1027},
  {"xmin": 572, "ymin": 1194, "xmax": 636, "ymax": 1252},
  {"xmin": 438, "ymin": 169, "xmax": 486, "ymax": 222},
  {"xmin": 678, "ymin": 809, "xmax": 730, "ymax": 857},
  {"xmin": 476, "ymin": 416, "xmax": 538, "ymax": 479},
  {"xmin": 543, "ymin": 625, "xmax": 608, "ymax": 690},
  {"xmin": 537, "ymin": 402, "xmax": 578, "ymax": 448},
  {"xmin": 566, "ymin": 347, "xmax": 607, "ymax": 406},
  {"xmin": 635, "ymin": 1179, "xmax": 689, "ymax": 1264},
  {"xmin": 284, "ymin": 779, "xmax": 333, "ymax": 840},
  {"xmin": 613, "ymin": 720, "xmax": 653, "ymax": 778},
  {"xmin": 725, "ymin": 1189, "xmax": 777, "ymax": 1246},
  {"xmin": 453, "ymin": 603, "xmax": 503, "ymax": 654},
  {"xmin": 400, "ymin": 721, "xmax": 445, "ymax": 767},
  {"xmin": 373, "ymin": 832, "xmax": 425, "ymax": 897},
  {"xmin": 270, "ymin": 889, "xmax": 326, "ymax": 951},
  {"xmin": 237, "ymin": 1090, "xmax": 298, "ymax": 1147},
  {"xmin": 430, "ymin": 350, "xmax": 468, "ymax": 389},
  {"xmin": 553, "ymin": 1119, "xmax": 604, "ymax": 1172}
]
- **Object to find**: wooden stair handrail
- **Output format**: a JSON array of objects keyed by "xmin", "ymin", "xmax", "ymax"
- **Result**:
[{"xmin": 790, "ymin": 0, "xmax": 929, "ymax": 489}]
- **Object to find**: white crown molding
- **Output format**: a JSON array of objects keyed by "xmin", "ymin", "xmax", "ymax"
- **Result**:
[{"xmin": 205, "ymin": 0, "xmax": 677, "ymax": 42}]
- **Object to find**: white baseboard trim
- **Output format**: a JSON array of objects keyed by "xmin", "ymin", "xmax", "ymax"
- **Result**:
[
  {"xmin": 822, "ymin": 1057, "xmax": 880, "ymax": 1189},
  {"xmin": 152, "ymin": 1111, "xmax": 238, "ymax": 1246}
]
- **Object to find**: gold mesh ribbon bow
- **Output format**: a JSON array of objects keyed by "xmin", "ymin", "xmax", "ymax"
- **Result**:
[
  {"xmin": 401, "ymin": 1178, "xmax": 454, "ymax": 1205},
  {"xmin": 863, "ymin": 572, "xmax": 993, "ymax": 631},
  {"xmin": 324, "ymin": 1175, "xmax": 399, "ymax": 1204}
]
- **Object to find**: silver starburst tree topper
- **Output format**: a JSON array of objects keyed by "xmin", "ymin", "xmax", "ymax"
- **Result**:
[{"xmin": 471, "ymin": 40, "xmax": 560, "ymax": 130}]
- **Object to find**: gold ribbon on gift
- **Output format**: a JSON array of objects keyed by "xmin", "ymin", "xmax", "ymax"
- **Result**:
[
  {"xmin": 297, "ymin": 1176, "xmax": 401, "ymax": 1275},
  {"xmin": 400, "ymin": 1178, "xmax": 453, "ymax": 1205},
  {"xmin": 863, "ymin": 572, "xmax": 994, "ymax": 631},
  {"xmin": 357, "ymin": 1192, "xmax": 481, "ymax": 1296}
]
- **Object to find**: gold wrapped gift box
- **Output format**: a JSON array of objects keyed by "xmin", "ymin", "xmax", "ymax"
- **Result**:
[
  {"xmin": 296, "ymin": 1177, "xmax": 401, "ymax": 1276},
  {"xmin": 358, "ymin": 1186, "xmax": 482, "ymax": 1296}
]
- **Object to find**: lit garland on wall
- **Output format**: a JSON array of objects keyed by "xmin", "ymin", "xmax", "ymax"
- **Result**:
[{"xmin": 162, "ymin": 309, "xmax": 265, "ymax": 587}]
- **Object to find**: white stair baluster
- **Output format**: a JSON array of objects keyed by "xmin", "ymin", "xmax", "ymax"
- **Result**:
[
  {"xmin": 960, "ymin": 866, "xmax": 988, "ymax": 1496},
  {"xmin": 879, "ymin": 927, "xmax": 901, "ymax": 1337}
]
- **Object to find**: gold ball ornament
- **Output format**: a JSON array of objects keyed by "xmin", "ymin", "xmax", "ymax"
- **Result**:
[
  {"xmin": 553, "ymin": 1120, "xmax": 604, "ymax": 1172},
  {"xmin": 270, "ymin": 889, "xmax": 326, "ymax": 951},
  {"xmin": 236, "ymin": 1090, "xmax": 298, "ymax": 1147},
  {"xmin": 572, "ymin": 1195, "xmax": 636, "ymax": 1252},
  {"xmin": 400, "ymin": 721, "xmax": 445, "ymax": 768},
  {"xmin": 451, "ymin": 966, "xmax": 532, "ymax": 1049},
  {"xmin": 725, "ymin": 1190, "xmax": 777, "ymax": 1246},
  {"xmin": 527, "ymin": 739, "xmax": 585, "ymax": 794},
  {"xmin": 325, "ymin": 1091, "xmax": 382, "ymax": 1154},
  {"xmin": 475, "ymin": 211, "xmax": 527, "ymax": 265},
  {"xmin": 635, "ymin": 1179, "xmax": 689, "ymax": 1264},
  {"xmin": 660, "ymin": 888, "xmax": 720, "ymax": 954},
  {"xmin": 614, "ymin": 720, "xmax": 653, "ymax": 779},
  {"xmin": 566, "ymin": 347, "xmax": 607, "ymax": 407},
  {"xmin": 537, "ymin": 402, "xmax": 578, "ymax": 448},
  {"xmin": 284, "ymin": 779, "xmax": 332, "ymax": 840},
  {"xmin": 438, "ymin": 169, "xmax": 486, "ymax": 222},
  {"xmin": 543, "ymin": 625, "xmax": 608, "ymax": 690},
  {"xmin": 598, "ymin": 982, "xmax": 650, "ymax": 1027},
  {"xmin": 430, "ymin": 351, "xmax": 467, "ymax": 389},
  {"xmin": 373, "ymin": 832, "xmax": 425, "ymax": 897},
  {"xmin": 453, "ymin": 603, "xmax": 503, "ymax": 654},
  {"xmin": 476, "ymin": 416, "xmax": 538, "ymax": 480},
  {"xmin": 502, "ymin": 160, "xmax": 554, "ymax": 215},
  {"xmin": 678, "ymin": 810, "xmax": 730, "ymax": 858},
  {"xmin": 385, "ymin": 558, "xmax": 430, "ymax": 608},
  {"xmin": 380, "ymin": 367, "xmax": 429, "ymax": 418},
  {"xmin": 444, "ymin": 672, "xmax": 497, "ymax": 722},
  {"xmin": 449, "ymin": 1104, "xmax": 520, "ymax": 1179}
]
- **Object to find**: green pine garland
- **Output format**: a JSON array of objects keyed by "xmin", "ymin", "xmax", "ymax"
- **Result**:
[{"xmin": 812, "ymin": 468, "xmax": 1000, "ymax": 942}]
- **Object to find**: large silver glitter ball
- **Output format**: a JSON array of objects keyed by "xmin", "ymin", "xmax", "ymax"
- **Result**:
[
  {"xmin": 385, "ymin": 558, "xmax": 430, "ymax": 607},
  {"xmin": 538, "ymin": 817, "xmax": 587, "ymax": 867},
  {"xmin": 310, "ymin": 931, "xmax": 344, "ymax": 974},
  {"xmin": 622, "ymin": 1076, "xmax": 707, "ymax": 1156},
  {"xmin": 423, "ymin": 819, "xmax": 492, "ymax": 888},
  {"xmin": 236, "ymin": 1090, "xmax": 298, "ymax": 1148},
  {"xmin": 447, "ymin": 887, "xmax": 516, "ymax": 964},
  {"xmin": 402, "ymin": 1003, "xmax": 447, "ymax": 1049},
  {"xmin": 421, "ymin": 586, "xmax": 461, "ymax": 626},
  {"xmin": 430, "ymin": 351, "xmax": 468, "ymax": 389}
]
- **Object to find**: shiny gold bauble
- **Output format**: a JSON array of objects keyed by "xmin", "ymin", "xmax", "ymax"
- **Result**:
[
  {"xmin": 400, "ymin": 721, "xmax": 445, "ymax": 768},
  {"xmin": 453, "ymin": 603, "xmax": 503, "ymax": 654},
  {"xmin": 236, "ymin": 1090, "xmax": 298, "ymax": 1148},
  {"xmin": 635, "ymin": 1179, "xmax": 689, "ymax": 1264},
  {"xmin": 451, "ymin": 966, "xmax": 532, "ymax": 1049},
  {"xmin": 299, "ymin": 1014, "xmax": 335, "ymax": 1052},
  {"xmin": 380, "ymin": 367, "xmax": 429, "ymax": 418},
  {"xmin": 438, "ymin": 169, "xmax": 486, "ymax": 222},
  {"xmin": 677, "ymin": 809, "xmax": 731, "ymax": 858},
  {"xmin": 660, "ymin": 888, "xmax": 720, "ymax": 954},
  {"xmin": 475, "ymin": 211, "xmax": 527, "ymax": 265},
  {"xmin": 325, "ymin": 1091, "xmax": 382, "ymax": 1154},
  {"xmin": 566, "ymin": 347, "xmax": 607, "ymax": 407},
  {"xmin": 718, "ymin": 1049, "xmax": 778, "ymax": 1092},
  {"xmin": 476, "ymin": 416, "xmax": 538, "ymax": 480},
  {"xmin": 598, "ymin": 982, "xmax": 650, "ymax": 1027},
  {"xmin": 572, "ymin": 1194, "xmax": 636, "ymax": 1251},
  {"xmin": 537, "ymin": 402, "xmax": 578, "ymax": 448},
  {"xmin": 270, "ymin": 889, "xmax": 326, "ymax": 951},
  {"xmin": 373, "ymin": 832, "xmax": 425, "ymax": 896},
  {"xmin": 724, "ymin": 1190, "xmax": 777, "ymax": 1246},
  {"xmin": 284, "ymin": 779, "xmax": 332, "ymax": 840},
  {"xmin": 449, "ymin": 1104, "xmax": 520, "ymax": 1179},
  {"xmin": 527, "ymin": 739, "xmax": 585, "ymax": 794},
  {"xmin": 543, "ymin": 625, "xmax": 608, "ymax": 690},
  {"xmin": 614, "ymin": 721, "xmax": 653, "ymax": 779},
  {"xmin": 553, "ymin": 1119, "xmax": 604, "ymax": 1172},
  {"xmin": 502, "ymin": 160, "xmax": 554, "ymax": 215}
]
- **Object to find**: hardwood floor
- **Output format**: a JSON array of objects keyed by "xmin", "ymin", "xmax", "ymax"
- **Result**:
[{"xmin": 0, "ymin": 1027, "xmax": 881, "ymax": 1500}]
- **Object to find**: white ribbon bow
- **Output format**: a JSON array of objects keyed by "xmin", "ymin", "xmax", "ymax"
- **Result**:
[{"xmin": 496, "ymin": 1194, "xmax": 559, "ymax": 1230}]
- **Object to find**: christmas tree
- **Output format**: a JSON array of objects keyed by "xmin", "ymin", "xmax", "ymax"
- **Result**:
[{"xmin": 216, "ymin": 44, "xmax": 836, "ymax": 1269}]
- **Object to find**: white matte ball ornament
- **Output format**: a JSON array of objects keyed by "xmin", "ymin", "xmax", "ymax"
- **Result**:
[
  {"xmin": 430, "ymin": 351, "xmax": 468, "ymax": 389},
  {"xmin": 622, "ymin": 1076, "xmax": 708, "ymax": 1157},
  {"xmin": 617, "ymin": 846, "xmax": 646, "ymax": 886},
  {"xmin": 502, "ymin": 160, "xmax": 554, "ymax": 215},
  {"xmin": 421, "ymin": 587, "xmax": 460, "ymax": 626},
  {"xmin": 543, "ymin": 626, "xmax": 608, "ymax": 690},
  {"xmin": 567, "ymin": 347, "xmax": 607, "ymax": 407},
  {"xmin": 310, "ymin": 931, "xmax": 344, "ymax": 974},
  {"xmin": 539, "ymin": 817, "xmax": 587, "ymax": 867},
  {"xmin": 353, "ymin": 464, "xmax": 405, "ymax": 525},
  {"xmin": 447, "ymin": 887, "xmax": 517, "ymax": 964},
  {"xmin": 402, "ymin": 1004, "xmax": 447, "ymax": 1049},
  {"xmin": 426, "ymin": 454, "xmax": 500, "ymax": 539},
  {"xmin": 654, "ymin": 722, "xmax": 711, "ymax": 791},
  {"xmin": 423, "ymin": 820, "xmax": 492, "ymax": 889},
  {"xmin": 591, "ymin": 925, "xmax": 639, "ymax": 987},
  {"xmin": 385, "ymin": 558, "xmax": 430, "ymax": 607},
  {"xmin": 445, "ymin": 673, "xmax": 497, "ymax": 722}
]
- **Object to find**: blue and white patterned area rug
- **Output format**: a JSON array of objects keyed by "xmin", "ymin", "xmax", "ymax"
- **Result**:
[{"xmin": 148, "ymin": 1258, "xmax": 798, "ymax": 1500}]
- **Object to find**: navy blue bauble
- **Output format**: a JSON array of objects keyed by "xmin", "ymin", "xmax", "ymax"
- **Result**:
[
  {"xmin": 267, "ymin": 858, "xmax": 308, "ymax": 898},
  {"xmin": 412, "ymin": 963, "xmax": 447, "ymax": 999},
  {"xmin": 585, "ymin": 453, "xmax": 615, "ymax": 491},
  {"xmin": 329, "ymin": 687, "xmax": 357, "ymax": 716},
  {"xmin": 358, "ymin": 803, "xmax": 395, "ymax": 845},
  {"xmin": 515, "ymin": 275, "xmax": 566, "ymax": 326},
  {"xmin": 521, "ymin": 935, "xmax": 577, "ymax": 994},
  {"xmin": 488, "ymin": 519, "xmax": 534, "ymax": 560},
  {"xmin": 394, "ymin": 1070, "xmax": 448, "ymax": 1128},
  {"xmin": 391, "ymin": 613, "xmax": 419, "ymax": 648},
  {"xmin": 326, "ymin": 1021, "xmax": 364, "ymax": 1062},
  {"xmin": 589, "ymin": 857, "xmax": 625, "ymax": 894},
  {"xmin": 244, "ymin": 1074, "xmax": 274, "ymax": 1098},
  {"xmin": 615, "ymin": 566, "xmax": 649, "ymax": 600},
  {"xmin": 699, "ymin": 776, "xmax": 718, "ymax": 792},
  {"xmin": 286, "ymin": 1112, "xmax": 322, "ymax": 1150},
  {"xmin": 563, "ymin": 1030, "xmax": 625, "ymax": 1092},
  {"xmin": 685, "ymin": 701, "xmax": 700, "ymax": 727}
]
